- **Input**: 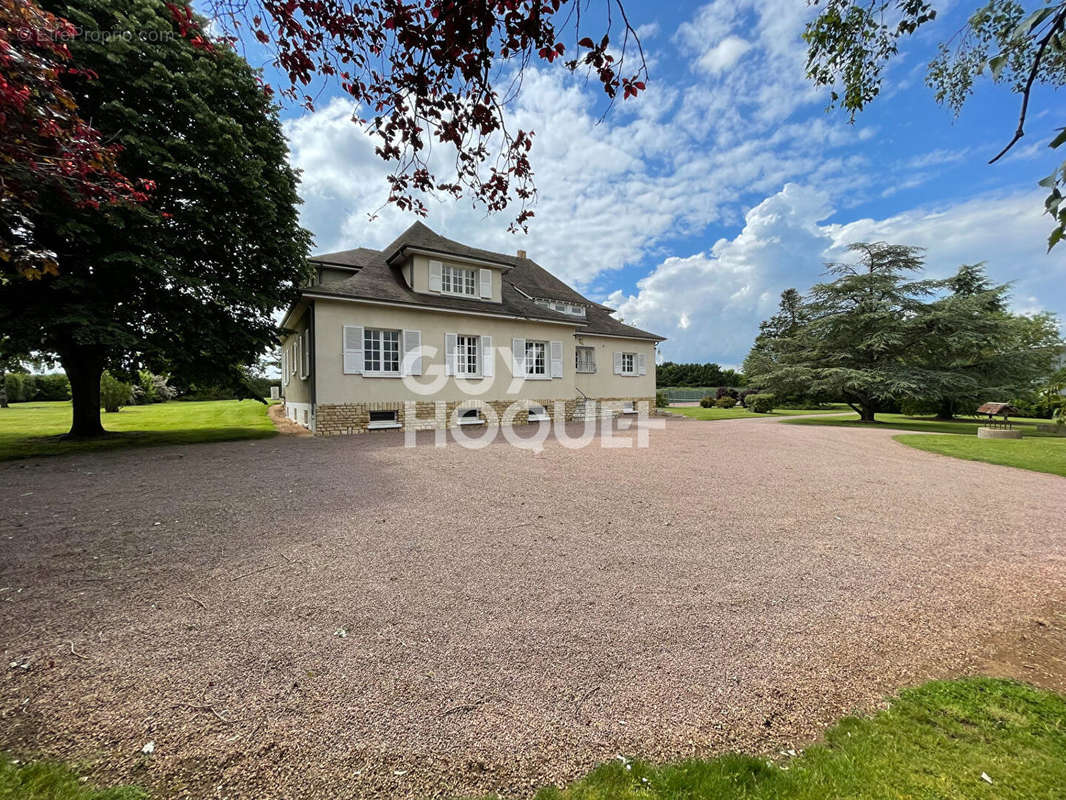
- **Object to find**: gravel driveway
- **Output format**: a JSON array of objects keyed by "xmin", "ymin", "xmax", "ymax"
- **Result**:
[{"xmin": 1, "ymin": 417, "xmax": 1064, "ymax": 799}]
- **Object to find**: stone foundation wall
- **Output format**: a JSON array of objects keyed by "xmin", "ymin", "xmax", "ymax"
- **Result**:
[{"xmin": 312, "ymin": 396, "xmax": 652, "ymax": 436}]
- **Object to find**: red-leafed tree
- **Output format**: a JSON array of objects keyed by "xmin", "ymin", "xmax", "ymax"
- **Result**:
[
  {"xmin": 0, "ymin": 0, "xmax": 149, "ymax": 280},
  {"xmin": 200, "ymin": 0, "xmax": 648, "ymax": 229}
]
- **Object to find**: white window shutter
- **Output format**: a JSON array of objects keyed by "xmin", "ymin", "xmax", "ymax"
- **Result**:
[
  {"xmin": 403, "ymin": 329, "xmax": 422, "ymax": 376},
  {"xmin": 429, "ymin": 260, "xmax": 443, "ymax": 292},
  {"xmin": 445, "ymin": 332, "xmax": 457, "ymax": 376},
  {"xmin": 637, "ymin": 353, "xmax": 647, "ymax": 376},
  {"xmin": 294, "ymin": 338, "xmax": 301, "ymax": 379},
  {"xmin": 281, "ymin": 347, "xmax": 288, "ymax": 386},
  {"xmin": 613, "ymin": 351, "xmax": 623, "ymax": 375},
  {"xmin": 479, "ymin": 268, "xmax": 492, "ymax": 299},
  {"xmin": 302, "ymin": 330, "xmax": 311, "ymax": 378},
  {"xmin": 512, "ymin": 338, "xmax": 526, "ymax": 377},
  {"xmin": 481, "ymin": 335, "xmax": 493, "ymax": 378},
  {"xmin": 550, "ymin": 340, "xmax": 563, "ymax": 378},
  {"xmin": 342, "ymin": 325, "xmax": 364, "ymax": 374}
]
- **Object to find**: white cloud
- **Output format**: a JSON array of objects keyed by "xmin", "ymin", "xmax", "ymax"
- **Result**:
[
  {"xmin": 285, "ymin": 2, "xmax": 861, "ymax": 290},
  {"xmin": 280, "ymin": 1, "xmax": 1064, "ymax": 371},
  {"xmin": 697, "ymin": 35, "xmax": 752, "ymax": 73},
  {"xmin": 609, "ymin": 184, "xmax": 833, "ymax": 366},
  {"xmin": 613, "ymin": 186, "xmax": 1064, "ymax": 365}
]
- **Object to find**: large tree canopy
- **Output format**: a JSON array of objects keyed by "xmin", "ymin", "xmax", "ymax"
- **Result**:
[
  {"xmin": 194, "ymin": 0, "xmax": 647, "ymax": 229},
  {"xmin": 804, "ymin": 0, "xmax": 1066, "ymax": 250},
  {"xmin": 0, "ymin": 0, "xmax": 149, "ymax": 279},
  {"xmin": 0, "ymin": 0, "xmax": 312, "ymax": 436},
  {"xmin": 745, "ymin": 243, "xmax": 1062, "ymax": 422}
]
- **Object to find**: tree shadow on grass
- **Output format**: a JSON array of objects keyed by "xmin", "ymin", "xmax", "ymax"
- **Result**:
[{"xmin": 0, "ymin": 427, "xmax": 277, "ymax": 462}]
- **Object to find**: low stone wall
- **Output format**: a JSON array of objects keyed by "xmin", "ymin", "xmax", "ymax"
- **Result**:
[{"xmin": 313, "ymin": 396, "xmax": 653, "ymax": 436}]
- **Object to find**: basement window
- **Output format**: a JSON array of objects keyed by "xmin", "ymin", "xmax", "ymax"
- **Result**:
[
  {"xmin": 458, "ymin": 408, "xmax": 484, "ymax": 425},
  {"xmin": 528, "ymin": 404, "xmax": 550, "ymax": 422},
  {"xmin": 367, "ymin": 410, "xmax": 401, "ymax": 430}
]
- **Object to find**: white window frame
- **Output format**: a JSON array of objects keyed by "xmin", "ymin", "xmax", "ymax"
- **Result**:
[
  {"xmin": 455, "ymin": 334, "xmax": 480, "ymax": 377},
  {"xmin": 525, "ymin": 340, "xmax": 548, "ymax": 378},
  {"xmin": 440, "ymin": 264, "xmax": 477, "ymax": 297},
  {"xmin": 367, "ymin": 409, "xmax": 402, "ymax": 430},
  {"xmin": 575, "ymin": 346, "xmax": 596, "ymax": 374},
  {"xmin": 363, "ymin": 328, "xmax": 402, "ymax": 376},
  {"xmin": 620, "ymin": 352, "xmax": 636, "ymax": 376},
  {"xmin": 299, "ymin": 329, "xmax": 310, "ymax": 380}
]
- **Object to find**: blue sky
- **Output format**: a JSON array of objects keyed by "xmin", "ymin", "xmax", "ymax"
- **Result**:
[{"xmin": 243, "ymin": 0, "xmax": 1065, "ymax": 366}]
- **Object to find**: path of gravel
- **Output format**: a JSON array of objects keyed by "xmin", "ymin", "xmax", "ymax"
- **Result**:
[{"xmin": 1, "ymin": 417, "xmax": 1064, "ymax": 799}]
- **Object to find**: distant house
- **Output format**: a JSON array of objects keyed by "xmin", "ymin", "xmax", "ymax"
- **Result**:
[{"xmin": 278, "ymin": 222, "xmax": 665, "ymax": 434}]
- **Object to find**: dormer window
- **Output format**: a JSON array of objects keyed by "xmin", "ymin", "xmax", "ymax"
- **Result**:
[
  {"xmin": 534, "ymin": 298, "xmax": 586, "ymax": 317},
  {"xmin": 441, "ymin": 264, "xmax": 477, "ymax": 296}
]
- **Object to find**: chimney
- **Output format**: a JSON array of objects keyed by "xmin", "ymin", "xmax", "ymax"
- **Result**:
[{"xmin": 516, "ymin": 249, "xmax": 527, "ymax": 259}]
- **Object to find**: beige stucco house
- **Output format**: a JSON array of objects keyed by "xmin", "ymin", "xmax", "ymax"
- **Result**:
[{"xmin": 279, "ymin": 222, "xmax": 664, "ymax": 434}]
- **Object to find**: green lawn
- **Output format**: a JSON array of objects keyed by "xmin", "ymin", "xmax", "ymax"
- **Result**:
[
  {"xmin": 784, "ymin": 411, "xmax": 1062, "ymax": 437},
  {"xmin": 9, "ymin": 678, "xmax": 1060, "ymax": 800},
  {"xmin": 783, "ymin": 412, "xmax": 1066, "ymax": 477},
  {"xmin": 0, "ymin": 758, "xmax": 146, "ymax": 800},
  {"xmin": 0, "ymin": 400, "xmax": 276, "ymax": 461},
  {"xmin": 668, "ymin": 403, "xmax": 850, "ymax": 421},
  {"xmin": 529, "ymin": 678, "xmax": 1065, "ymax": 800},
  {"xmin": 897, "ymin": 433, "xmax": 1066, "ymax": 478}
]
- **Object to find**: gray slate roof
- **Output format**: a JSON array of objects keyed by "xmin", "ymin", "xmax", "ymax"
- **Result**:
[{"xmin": 304, "ymin": 222, "xmax": 665, "ymax": 341}]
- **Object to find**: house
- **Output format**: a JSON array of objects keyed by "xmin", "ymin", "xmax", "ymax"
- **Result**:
[{"xmin": 278, "ymin": 222, "xmax": 665, "ymax": 434}]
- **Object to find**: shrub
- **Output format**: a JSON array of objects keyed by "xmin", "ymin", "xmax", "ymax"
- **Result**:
[
  {"xmin": 714, "ymin": 396, "xmax": 737, "ymax": 408},
  {"xmin": 133, "ymin": 370, "xmax": 176, "ymax": 404},
  {"xmin": 699, "ymin": 395, "xmax": 716, "ymax": 408},
  {"xmin": 100, "ymin": 372, "xmax": 132, "ymax": 413},
  {"xmin": 748, "ymin": 393, "xmax": 775, "ymax": 413},
  {"xmin": 3, "ymin": 373, "xmax": 37, "ymax": 403},
  {"xmin": 655, "ymin": 390, "xmax": 669, "ymax": 408},
  {"xmin": 715, "ymin": 386, "xmax": 739, "ymax": 401},
  {"xmin": 34, "ymin": 373, "xmax": 71, "ymax": 401}
]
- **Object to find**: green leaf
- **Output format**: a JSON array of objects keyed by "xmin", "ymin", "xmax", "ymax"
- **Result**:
[
  {"xmin": 1047, "ymin": 225, "xmax": 1064, "ymax": 251},
  {"xmin": 1049, "ymin": 129, "xmax": 1066, "ymax": 149},
  {"xmin": 1013, "ymin": 7, "xmax": 1055, "ymax": 40},
  {"xmin": 987, "ymin": 52, "xmax": 1008, "ymax": 78}
]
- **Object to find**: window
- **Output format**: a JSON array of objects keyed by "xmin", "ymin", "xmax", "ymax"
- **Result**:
[
  {"xmin": 527, "ymin": 404, "xmax": 549, "ymax": 422},
  {"xmin": 575, "ymin": 346, "xmax": 596, "ymax": 373},
  {"xmin": 441, "ymin": 264, "xmax": 477, "ymax": 296},
  {"xmin": 459, "ymin": 407, "xmax": 483, "ymax": 425},
  {"xmin": 364, "ymin": 328, "xmax": 400, "ymax": 374},
  {"xmin": 534, "ymin": 298, "xmax": 586, "ymax": 317},
  {"xmin": 621, "ymin": 352, "xmax": 635, "ymax": 376},
  {"xmin": 525, "ymin": 340, "xmax": 547, "ymax": 376},
  {"xmin": 368, "ymin": 409, "xmax": 401, "ymax": 430},
  {"xmin": 456, "ymin": 334, "xmax": 480, "ymax": 376}
]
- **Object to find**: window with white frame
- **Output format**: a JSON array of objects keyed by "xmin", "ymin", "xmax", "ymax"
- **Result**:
[
  {"xmin": 534, "ymin": 298, "xmax": 586, "ymax": 317},
  {"xmin": 525, "ymin": 340, "xmax": 547, "ymax": 376},
  {"xmin": 575, "ymin": 346, "xmax": 596, "ymax": 373},
  {"xmin": 621, "ymin": 352, "xmax": 636, "ymax": 375},
  {"xmin": 363, "ymin": 328, "xmax": 401, "ymax": 374},
  {"xmin": 441, "ymin": 264, "xmax": 477, "ymax": 296},
  {"xmin": 456, "ymin": 334, "xmax": 480, "ymax": 376}
]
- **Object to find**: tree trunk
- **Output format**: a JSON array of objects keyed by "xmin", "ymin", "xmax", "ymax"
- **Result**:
[
  {"xmin": 0, "ymin": 368, "xmax": 7, "ymax": 408},
  {"xmin": 859, "ymin": 402, "xmax": 878, "ymax": 423},
  {"xmin": 844, "ymin": 395, "xmax": 878, "ymax": 422},
  {"xmin": 61, "ymin": 351, "xmax": 105, "ymax": 437},
  {"xmin": 934, "ymin": 398, "xmax": 956, "ymax": 420}
]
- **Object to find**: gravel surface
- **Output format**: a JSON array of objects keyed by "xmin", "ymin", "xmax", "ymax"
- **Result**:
[{"xmin": 1, "ymin": 417, "xmax": 1064, "ymax": 799}]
